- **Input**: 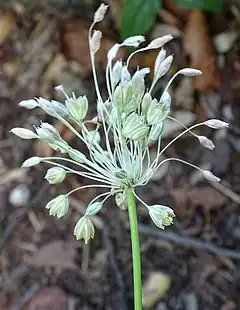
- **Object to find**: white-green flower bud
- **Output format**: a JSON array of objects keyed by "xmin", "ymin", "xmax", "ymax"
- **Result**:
[
  {"xmin": 115, "ymin": 192, "xmax": 127, "ymax": 210},
  {"xmin": 148, "ymin": 122, "xmax": 164, "ymax": 144},
  {"xmin": 10, "ymin": 128, "xmax": 38, "ymax": 139},
  {"xmin": 66, "ymin": 95, "xmax": 88, "ymax": 121},
  {"xmin": 36, "ymin": 122, "xmax": 61, "ymax": 142},
  {"xmin": 22, "ymin": 156, "xmax": 41, "ymax": 167},
  {"xmin": 156, "ymin": 55, "xmax": 173, "ymax": 78},
  {"xmin": 132, "ymin": 71, "xmax": 145, "ymax": 101},
  {"xmin": 19, "ymin": 99, "xmax": 38, "ymax": 109},
  {"xmin": 44, "ymin": 167, "xmax": 66, "ymax": 184},
  {"xmin": 141, "ymin": 93, "xmax": 152, "ymax": 115},
  {"xmin": 49, "ymin": 140, "xmax": 69, "ymax": 153},
  {"xmin": 148, "ymin": 205, "xmax": 175, "ymax": 229},
  {"xmin": 85, "ymin": 130, "xmax": 101, "ymax": 145},
  {"xmin": 94, "ymin": 3, "xmax": 108, "ymax": 23},
  {"xmin": 147, "ymin": 99, "xmax": 170, "ymax": 125},
  {"xmin": 85, "ymin": 202, "xmax": 103, "ymax": 216},
  {"xmin": 74, "ymin": 216, "xmax": 95, "ymax": 244},
  {"xmin": 147, "ymin": 35, "xmax": 173, "ymax": 49},
  {"xmin": 97, "ymin": 99, "xmax": 112, "ymax": 122},
  {"xmin": 136, "ymin": 67, "xmax": 150, "ymax": 78},
  {"xmin": 68, "ymin": 149, "xmax": 86, "ymax": 163},
  {"xmin": 122, "ymin": 113, "xmax": 149, "ymax": 140},
  {"xmin": 107, "ymin": 43, "xmax": 120, "ymax": 61},
  {"xmin": 37, "ymin": 98, "xmax": 69, "ymax": 118},
  {"xmin": 198, "ymin": 136, "xmax": 215, "ymax": 150},
  {"xmin": 112, "ymin": 60, "xmax": 123, "ymax": 88},
  {"xmin": 90, "ymin": 30, "xmax": 102, "ymax": 54},
  {"xmin": 120, "ymin": 66, "xmax": 131, "ymax": 85},
  {"xmin": 154, "ymin": 48, "xmax": 166, "ymax": 76},
  {"xmin": 203, "ymin": 119, "xmax": 229, "ymax": 129},
  {"xmin": 178, "ymin": 68, "xmax": 202, "ymax": 76},
  {"xmin": 45, "ymin": 195, "xmax": 69, "ymax": 218},
  {"xmin": 114, "ymin": 85, "xmax": 123, "ymax": 108},
  {"xmin": 202, "ymin": 170, "xmax": 221, "ymax": 182},
  {"xmin": 122, "ymin": 35, "xmax": 145, "ymax": 47}
]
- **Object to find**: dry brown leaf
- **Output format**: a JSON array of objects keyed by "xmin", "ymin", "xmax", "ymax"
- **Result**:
[
  {"xmin": 62, "ymin": 21, "xmax": 126, "ymax": 74},
  {"xmin": 21, "ymin": 287, "xmax": 69, "ymax": 310},
  {"xmin": 159, "ymin": 8, "xmax": 183, "ymax": 27},
  {"xmin": 183, "ymin": 9, "xmax": 219, "ymax": 92},
  {"xmin": 163, "ymin": 0, "xmax": 191, "ymax": 21},
  {"xmin": 0, "ymin": 10, "xmax": 16, "ymax": 45},
  {"xmin": 25, "ymin": 240, "xmax": 76, "ymax": 269}
]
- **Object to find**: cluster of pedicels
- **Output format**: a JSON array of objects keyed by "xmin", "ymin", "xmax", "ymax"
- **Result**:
[{"xmin": 11, "ymin": 4, "xmax": 228, "ymax": 244}]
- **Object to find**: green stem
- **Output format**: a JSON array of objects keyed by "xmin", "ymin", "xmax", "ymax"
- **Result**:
[{"xmin": 127, "ymin": 188, "xmax": 142, "ymax": 310}]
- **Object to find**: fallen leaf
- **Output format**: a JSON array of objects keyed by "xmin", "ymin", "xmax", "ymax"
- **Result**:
[
  {"xmin": 25, "ymin": 240, "xmax": 76, "ymax": 269},
  {"xmin": 0, "ymin": 10, "xmax": 16, "ymax": 45},
  {"xmin": 62, "ymin": 21, "xmax": 126, "ymax": 74},
  {"xmin": 183, "ymin": 9, "xmax": 219, "ymax": 92},
  {"xmin": 21, "ymin": 287, "xmax": 69, "ymax": 310},
  {"xmin": 142, "ymin": 272, "xmax": 171, "ymax": 309}
]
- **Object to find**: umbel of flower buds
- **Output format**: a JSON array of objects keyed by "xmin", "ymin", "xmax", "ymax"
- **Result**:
[{"xmin": 11, "ymin": 3, "xmax": 229, "ymax": 243}]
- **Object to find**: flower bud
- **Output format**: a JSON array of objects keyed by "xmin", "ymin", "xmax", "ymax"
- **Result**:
[
  {"xmin": 147, "ymin": 99, "xmax": 170, "ymax": 125},
  {"xmin": 198, "ymin": 136, "xmax": 215, "ymax": 150},
  {"xmin": 178, "ymin": 68, "xmax": 202, "ymax": 76},
  {"xmin": 45, "ymin": 195, "xmax": 69, "ymax": 218},
  {"xmin": 204, "ymin": 119, "xmax": 229, "ymax": 129},
  {"xmin": 156, "ymin": 55, "xmax": 173, "ymax": 78},
  {"xmin": 22, "ymin": 156, "xmax": 41, "ymax": 167},
  {"xmin": 94, "ymin": 3, "xmax": 108, "ymax": 23},
  {"xmin": 90, "ymin": 30, "xmax": 102, "ymax": 54},
  {"xmin": 147, "ymin": 35, "xmax": 173, "ymax": 49},
  {"xmin": 154, "ymin": 48, "xmax": 166, "ymax": 76},
  {"xmin": 122, "ymin": 113, "xmax": 149, "ymax": 140},
  {"xmin": 66, "ymin": 95, "xmax": 88, "ymax": 121},
  {"xmin": 148, "ymin": 122, "xmax": 164, "ymax": 144},
  {"xmin": 115, "ymin": 192, "xmax": 127, "ymax": 210},
  {"xmin": 37, "ymin": 98, "xmax": 69, "ymax": 118},
  {"xmin": 120, "ymin": 66, "xmax": 131, "ymax": 85},
  {"xmin": 85, "ymin": 202, "xmax": 103, "ymax": 216},
  {"xmin": 19, "ymin": 99, "xmax": 38, "ymax": 109},
  {"xmin": 68, "ymin": 149, "xmax": 86, "ymax": 163},
  {"xmin": 122, "ymin": 35, "xmax": 145, "ymax": 47},
  {"xmin": 141, "ymin": 93, "xmax": 152, "ymax": 115},
  {"xmin": 85, "ymin": 130, "xmax": 101, "ymax": 145},
  {"xmin": 10, "ymin": 128, "xmax": 38, "ymax": 139},
  {"xmin": 132, "ymin": 71, "xmax": 145, "ymax": 100},
  {"xmin": 36, "ymin": 122, "xmax": 61, "ymax": 142},
  {"xmin": 74, "ymin": 216, "xmax": 95, "ymax": 243},
  {"xmin": 148, "ymin": 205, "xmax": 175, "ymax": 229},
  {"xmin": 202, "ymin": 170, "xmax": 221, "ymax": 182},
  {"xmin": 44, "ymin": 167, "xmax": 66, "ymax": 184},
  {"xmin": 107, "ymin": 43, "xmax": 120, "ymax": 61},
  {"xmin": 49, "ymin": 141, "xmax": 69, "ymax": 153},
  {"xmin": 97, "ymin": 99, "xmax": 112, "ymax": 122}
]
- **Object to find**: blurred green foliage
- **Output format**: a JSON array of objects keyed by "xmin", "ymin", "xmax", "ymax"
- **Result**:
[{"xmin": 175, "ymin": 0, "xmax": 222, "ymax": 13}]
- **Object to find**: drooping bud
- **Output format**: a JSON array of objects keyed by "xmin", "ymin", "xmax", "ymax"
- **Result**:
[
  {"xmin": 74, "ymin": 216, "xmax": 95, "ymax": 243},
  {"xmin": 147, "ymin": 35, "xmax": 173, "ymax": 49},
  {"xmin": 45, "ymin": 195, "xmax": 69, "ymax": 218},
  {"xmin": 148, "ymin": 205, "xmax": 175, "ymax": 229},
  {"xmin": 204, "ymin": 119, "xmax": 229, "ymax": 129},
  {"xmin": 178, "ymin": 68, "xmax": 202, "ymax": 76},
  {"xmin": 202, "ymin": 170, "xmax": 221, "ymax": 182},
  {"xmin": 154, "ymin": 48, "xmax": 166, "ymax": 76},
  {"xmin": 107, "ymin": 43, "xmax": 120, "ymax": 61},
  {"xmin": 90, "ymin": 30, "xmax": 102, "ymax": 54},
  {"xmin": 37, "ymin": 98, "xmax": 69, "ymax": 118},
  {"xmin": 44, "ymin": 167, "xmax": 66, "ymax": 184},
  {"xmin": 122, "ymin": 113, "xmax": 149, "ymax": 140},
  {"xmin": 94, "ymin": 3, "xmax": 108, "ymax": 23},
  {"xmin": 155, "ymin": 55, "xmax": 173, "ymax": 78},
  {"xmin": 122, "ymin": 35, "xmax": 145, "ymax": 47},
  {"xmin": 10, "ymin": 128, "xmax": 38, "ymax": 139},
  {"xmin": 22, "ymin": 156, "xmax": 41, "ymax": 167},
  {"xmin": 198, "ymin": 136, "xmax": 215, "ymax": 150},
  {"xmin": 68, "ymin": 148, "xmax": 86, "ymax": 163},
  {"xmin": 19, "ymin": 99, "xmax": 38, "ymax": 109},
  {"xmin": 66, "ymin": 95, "xmax": 88, "ymax": 122},
  {"xmin": 85, "ymin": 202, "xmax": 103, "ymax": 216}
]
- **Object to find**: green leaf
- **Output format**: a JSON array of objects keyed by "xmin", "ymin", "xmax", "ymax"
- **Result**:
[
  {"xmin": 120, "ymin": 0, "xmax": 162, "ymax": 40},
  {"xmin": 175, "ymin": 0, "xmax": 223, "ymax": 13}
]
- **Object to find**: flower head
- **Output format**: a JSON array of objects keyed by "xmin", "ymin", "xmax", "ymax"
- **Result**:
[{"xmin": 15, "ymin": 3, "xmax": 228, "ymax": 241}]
